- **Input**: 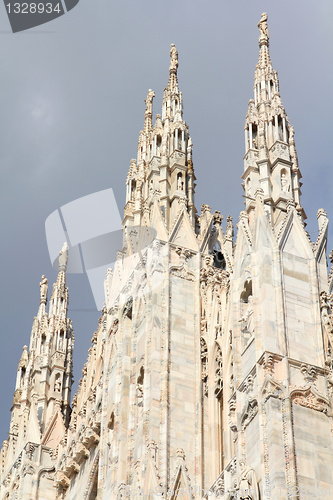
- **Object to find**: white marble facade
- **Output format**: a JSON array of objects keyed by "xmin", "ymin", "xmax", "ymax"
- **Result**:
[{"xmin": 2, "ymin": 13, "xmax": 333, "ymax": 500}]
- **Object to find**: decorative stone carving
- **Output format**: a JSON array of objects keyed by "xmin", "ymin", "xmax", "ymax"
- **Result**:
[
  {"xmin": 170, "ymin": 247, "xmax": 195, "ymax": 281},
  {"xmin": 25, "ymin": 442, "xmax": 38, "ymax": 461},
  {"xmin": 228, "ymin": 396, "xmax": 237, "ymax": 432},
  {"xmin": 290, "ymin": 386, "xmax": 329, "ymax": 414},
  {"xmin": 300, "ymin": 364, "xmax": 317, "ymax": 385},
  {"xmin": 64, "ymin": 458, "xmax": 79, "ymax": 477},
  {"xmin": 170, "ymin": 43, "xmax": 178, "ymax": 70},
  {"xmin": 56, "ymin": 471, "xmax": 70, "ymax": 489},
  {"xmin": 239, "ymin": 461, "xmax": 260, "ymax": 500},
  {"xmin": 281, "ymin": 172, "xmax": 290, "ymax": 193},
  {"xmin": 40, "ymin": 275, "xmax": 48, "ymax": 304},
  {"xmin": 258, "ymin": 12, "xmax": 269, "ymax": 38},
  {"xmin": 82, "ymin": 428, "xmax": 99, "ymax": 449},
  {"xmin": 58, "ymin": 242, "xmax": 68, "ymax": 271},
  {"xmin": 209, "ymin": 471, "xmax": 225, "ymax": 497},
  {"xmin": 200, "ymin": 337, "xmax": 208, "ymax": 397},
  {"xmin": 239, "ymin": 295, "xmax": 254, "ymax": 346},
  {"xmin": 261, "ymin": 373, "xmax": 285, "ymax": 403},
  {"xmin": 22, "ymin": 464, "xmax": 36, "ymax": 476},
  {"xmin": 73, "ymin": 443, "xmax": 89, "ymax": 465},
  {"xmin": 123, "ymin": 296, "xmax": 133, "ymax": 319},
  {"xmin": 12, "ymin": 388, "xmax": 22, "ymax": 405},
  {"xmin": 214, "ymin": 345, "xmax": 223, "ymax": 399},
  {"xmin": 241, "ymin": 398, "xmax": 258, "ymax": 430},
  {"xmin": 262, "ymin": 353, "xmax": 275, "ymax": 375}
]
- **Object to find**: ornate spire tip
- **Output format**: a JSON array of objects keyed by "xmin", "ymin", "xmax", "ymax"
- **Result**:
[{"xmin": 258, "ymin": 12, "xmax": 269, "ymax": 41}]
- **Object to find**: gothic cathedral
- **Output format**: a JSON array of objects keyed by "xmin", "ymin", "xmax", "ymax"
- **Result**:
[{"xmin": 1, "ymin": 13, "xmax": 333, "ymax": 500}]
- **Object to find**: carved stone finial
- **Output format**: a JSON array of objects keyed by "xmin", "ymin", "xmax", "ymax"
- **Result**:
[
  {"xmin": 168, "ymin": 44, "xmax": 179, "ymax": 91},
  {"xmin": 18, "ymin": 345, "xmax": 28, "ymax": 370},
  {"xmin": 226, "ymin": 215, "xmax": 234, "ymax": 239},
  {"xmin": 144, "ymin": 89, "xmax": 155, "ymax": 133},
  {"xmin": 287, "ymin": 199, "xmax": 296, "ymax": 212},
  {"xmin": 170, "ymin": 43, "xmax": 178, "ymax": 70},
  {"xmin": 39, "ymin": 275, "xmax": 48, "ymax": 304},
  {"xmin": 145, "ymin": 89, "xmax": 155, "ymax": 112},
  {"xmin": 317, "ymin": 209, "xmax": 327, "ymax": 231},
  {"xmin": 258, "ymin": 12, "xmax": 269, "ymax": 40},
  {"xmin": 213, "ymin": 211, "xmax": 223, "ymax": 227},
  {"xmin": 59, "ymin": 242, "xmax": 68, "ymax": 272},
  {"xmin": 329, "ymin": 250, "xmax": 333, "ymax": 264}
]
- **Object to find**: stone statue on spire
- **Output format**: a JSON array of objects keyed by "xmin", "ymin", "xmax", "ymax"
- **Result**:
[
  {"xmin": 170, "ymin": 43, "xmax": 178, "ymax": 70},
  {"xmin": 145, "ymin": 89, "xmax": 155, "ymax": 115},
  {"xmin": 39, "ymin": 275, "xmax": 48, "ymax": 304},
  {"xmin": 258, "ymin": 12, "xmax": 269, "ymax": 39},
  {"xmin": 59, "ymin": 242, "xmax": 68, "ymax": 271}
]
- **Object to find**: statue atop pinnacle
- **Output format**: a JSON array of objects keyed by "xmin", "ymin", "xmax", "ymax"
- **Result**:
[
  {"xmin": 258, "ymin": 12, "xmax": 269, "ymax": 39},
  {"xmin": 170, "ymin": 43, "xmax": 178, "ymax": 71}
]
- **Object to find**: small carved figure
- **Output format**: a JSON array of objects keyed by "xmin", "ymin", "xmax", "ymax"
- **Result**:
[
  {"xmin": 54, "ymin": 377, "xmax": 61, "ymax": 392},
  {"xmin": 170, "ymin": 43, "xmax": 178, "ymax": 69},
  {"xmin": 59, "ymin": 242, "xmax": 68, "ymax": 270},
  {"xmin": 144, "ymin": 89, "xmax": 155, "ymax": 114},
  {"xmin": 226, "ymin": 215, "xmax": 234, "ymax": 239},
  {"xmin": 39, "ymin": 275, "xmax": 48, "ymax": 302},
  {"xmin": 58, "ymin": 336, "xmax": 64, "ymax": 351},
  {"xmin": 246, "ymin": 177, "xmax": 252, "ymax": 197},
  {"xmin": 281, "ymin": 173, "xmax": 290, "ymax": 193},
  {"xmin": 258, "ymin": 12, "xmax": 269, "ymax": 38},
  {"xmin": 239, "ymin": 295, "xmax": 254, "ymax": 336},
  {"xmin": 177, "ymin": 174, "xmax": 183, "ymax": 190},
  {"xmin": 239, "ymin": 462, "xmax": 259, "ymax": 500}
]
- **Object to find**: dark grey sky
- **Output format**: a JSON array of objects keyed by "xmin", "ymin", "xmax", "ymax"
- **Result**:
[{"xmin": 0, "ymin": 1, "xmax": 332, "ymax": 442}]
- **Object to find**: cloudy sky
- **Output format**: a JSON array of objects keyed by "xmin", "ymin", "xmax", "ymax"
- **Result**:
[{"xmin": 0, "ymin": 0, "xmax": 332, "ymax": 441}]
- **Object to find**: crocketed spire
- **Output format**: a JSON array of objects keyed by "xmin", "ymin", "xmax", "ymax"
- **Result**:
[
  {"xmin": 168, "ymin": 43, "xmax": 179, "ymax": 92},
  {"xmin": 242, "ymin": 12, "xmax": 306, "ymax": 225}
]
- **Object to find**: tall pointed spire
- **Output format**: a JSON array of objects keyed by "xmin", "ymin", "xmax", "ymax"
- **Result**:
[
  {"xmin": 123, "ymin": 44, "xmax": 196, "ymax": 231},
  {"xmin": 168, "ymin": 43, "xmax": 179, "ymax": 91},
  {"xmin": 242, "ymin": 13, "xmax": 305, "ymax": 226},
  {"xmin": 143, "ymin": 89, "xmax": 155, "ymax": 135},
  {"xmin": 8, "ymin": 242, "xmax": 74, "ymax": 444}
]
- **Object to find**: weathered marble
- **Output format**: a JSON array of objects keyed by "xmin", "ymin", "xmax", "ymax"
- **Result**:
[{"xmin": 1, "ymin": 14, "xmax": 333, "ymax": 500}]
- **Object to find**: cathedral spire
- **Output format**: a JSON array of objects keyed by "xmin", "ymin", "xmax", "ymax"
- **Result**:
[
  {"xmin": 168, "ymin": 43, "xmax": 179, "ymax": 92},
  {"xmin": 123, "ymin": 44, "xmax": 196, "ymax": 231},
  {"xmin": 143, "ymin": 89, "xmax": 155, "ymax": 135},
  {"xmin": 242, "ymin": 13, "xmax": 305, "ymax": 225},
  {"xmin": 49, "ymin": 242, "xmax": 69, "ymax": 318}
]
